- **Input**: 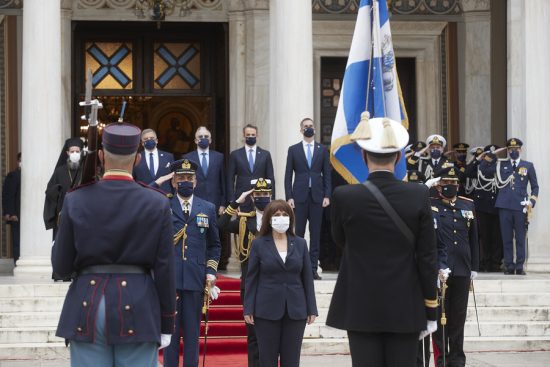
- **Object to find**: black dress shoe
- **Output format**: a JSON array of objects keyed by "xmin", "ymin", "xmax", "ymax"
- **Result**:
[
  {"xmin": 313, "ymin": 272, "xmax": 322, "ymax": 280},
  {"xmin": 504, "ymin": 269, "xmax": 515, "ymax": 275},
  {"xmin": 516, "ymin": 269, "xmax": 526, "ymax": 275}
]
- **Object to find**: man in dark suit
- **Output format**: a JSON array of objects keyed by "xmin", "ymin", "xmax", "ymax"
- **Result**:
[
  {"xmin": 327, "ymin": 117, "xmax": 439, "ymax": 367},
  {"xmin": 133, "ymin": 128, "xmax": 175, "ymax": 193},
  {"xmin": 285, "ymin": 118, "xmax": 331, "ymax": 279},
  {"xmin": 2, "ymin": 153, "xmax": 21, "ymax": 264},
  {"xmin": 227, "ymin": 124, "xmax": 275, "ymax": 206},
  {"xmin": 164, "ymin": 159, "xmax": 221, "ymax": 367},
  {"xmin": 183, "ymin": 126, "xmax": 229, "ymax": 270},
  {"xmin": 52, "ymin": 123, "xmax": 176, "ymax": 366},
  {"xmin": 480, "ymin": 138, "xmax": 539, "ymax": 275}
]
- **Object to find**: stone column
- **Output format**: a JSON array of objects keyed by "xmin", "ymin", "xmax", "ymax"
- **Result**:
[
  {"xmin": 507, "ymin": 0, "xmax": 550, "ymax": 272},
  {"xmin": 457, "ymin": 0, "xmax": 491, "ymax": 147},
  {"xmin": 269, "ymin": 0, "xmax": 313, "ymax": 198},
  {"xmin": 15, "ymin": 0, "xmax": 63, "ymax": 276},
  {"xmin": 60, "ymin": 0, "xmax": 73, "ymax": 140}
]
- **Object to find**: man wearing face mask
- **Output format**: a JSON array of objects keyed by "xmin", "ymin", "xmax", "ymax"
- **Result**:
[
  {"xmin": 218, "ymin": 178, "xmax": 273, "ymax": 367},
  {"xmin": 164, "ymin": 159, "xmax": 221, "ymax": 367},
  {"xmin": 480, "ymin": 138, "xmax": 539, "ymax": 275},
  {"xmin": 408, "ymin": 135, "xmax": 449, "ymax": 190},
  {"xmin": 431, "ymin": 167, "xmax": 479, "ymax": 367},
  {"xmin": 133, "ymin": 128, "xmax": 174, "ymax": 193},
  {"xmin": 284, "ymin": 118, "xmax": 331, "ymax": 280},
  {"xmin": 183, "ymin": 126, "xmax": 229, "ymax": 269},
  {"xmin": 44, "ymin": 138, "xmax": 83, "ymax": 241},
  {"xmin": 227, "ymin": 124, "xmax": 275, "ymax": 207}
]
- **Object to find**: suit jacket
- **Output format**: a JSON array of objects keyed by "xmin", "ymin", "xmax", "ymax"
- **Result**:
[
  {"xmin": 284, "ymin": 141, "xmax": 331, "ymax": 203},
  {"xmin": 52, "ymin": 177, "xmax": 176, "ymax": 344},
  {"xmin": 133, "ymin": 149, "xmax": 174, "ymax": 193},
  {"xmin": 227, "ymin": 146, "xmax": 275, "ymax": 202},
  {"xmin": 170, "ymin": 195, "xmax": 221, "ymax": 291},
  {"xmin": 183, "ymin": 150, "xmax": 226, "ymax": 209},
  {"xmin": 244, "ymin": 235, "xmax": 317, "ymax": 320},
  {"xmin": 481, "ymin": 159, "xmax": 539, "ymax": 211},
  {"xmin": 326, "ymin": 171, "xmax": 438, "ymax": 333},
  {"xmin": 2, "ymin": 168, "xmax": 20, "ymax": 217}
]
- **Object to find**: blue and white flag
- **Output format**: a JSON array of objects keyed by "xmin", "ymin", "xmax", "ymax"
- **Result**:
[{"xmin": 330, "ymin": 0, "xmax": 409, "ymax": 183}]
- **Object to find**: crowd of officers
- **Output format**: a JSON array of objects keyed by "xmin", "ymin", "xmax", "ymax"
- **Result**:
[{"xmin": 35, "ymin": 117, "xmax": 538, "ymax": 367}]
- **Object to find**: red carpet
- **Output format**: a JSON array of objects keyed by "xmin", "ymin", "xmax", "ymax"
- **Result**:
[{"xmin": 159, "ymin": 275, "xmax": 248, "ymax": 366}]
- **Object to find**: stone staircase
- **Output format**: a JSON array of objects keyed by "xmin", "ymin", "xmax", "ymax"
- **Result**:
[{"xmin": 0, "ymin": 275, "xmax": 550, "ymax": 360}]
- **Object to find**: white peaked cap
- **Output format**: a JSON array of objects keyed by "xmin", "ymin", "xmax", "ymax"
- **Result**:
[
  {"xmin": 425, "ymin": 134, "xmax": 446, "ymax": 148},
  {"xmin": 355, "ymin": 117, "xmax": 409, "ymax": 154}
]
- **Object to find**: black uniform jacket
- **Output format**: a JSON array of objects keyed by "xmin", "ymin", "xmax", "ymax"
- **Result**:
[
  {"xmin": 217, "ymin": 201, "xmax": 258, "ymax": 290},
  {"xmin": 52, "ymin": 176, "xmax": 176, "ymax": 344},
  {"xmin": 244, "ymin": 235, "xmax": 318, "ymax": 320},
  {"xmin": 432, "ymin": 197, "xmax": 480, "ymax": 277},
  {"xmin": 326, "ymin": 171, "xmax": 438, "ymax": 333}
]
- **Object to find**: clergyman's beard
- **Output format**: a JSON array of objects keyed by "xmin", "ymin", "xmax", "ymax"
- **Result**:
[{"xmin": 67, "ymin": 160, "xmax": 80, "ymax": 170}]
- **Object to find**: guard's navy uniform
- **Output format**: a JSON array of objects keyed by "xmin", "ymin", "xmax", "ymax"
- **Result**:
[
  {"xmin": 431, "ymin": 167, "xmax": 479, "ymax": 367},
  {"xmin": 164, "ymin": 159, "xmax": 221, "ymax": 367},
  {"xmin": 52, "ymin": 123, "xmax": 176, "ymax": 367},
  {"xmin": 480, "ymin": 138, "xmax": 539, "ymax": 274},
  {"xmin": 408, "ymin": 135, "xmax": 450, "ymax": 197},
  {"xmin": 465, "ymin": 146, "xmax": 503, "ymax": 272}
]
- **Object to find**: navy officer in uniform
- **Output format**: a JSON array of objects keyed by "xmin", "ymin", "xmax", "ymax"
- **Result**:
[
  {"xmin": 218, "ymin": 177, "xmax": 273, "ymax": 367},
  {"xmin": 480, "ymin": 138, "xmax": 539, "ymax": 275},
  {"xmin": 164, "ymin": 159, "xmax": 222, "ymax": 367},
  {"xmin": 327, "ymin": 117, "xmax": 439, "ymax": 367},
  {"xmin": 52, "ymin": 122, "xmax": 176, "ymax": 367},
  {"xmin": 431, "ymin": 166, "xmax": 479, "ymax": 367},
  {"xmin": 407, "ymin": 134, "xmax": 450, "ymax": 184}
]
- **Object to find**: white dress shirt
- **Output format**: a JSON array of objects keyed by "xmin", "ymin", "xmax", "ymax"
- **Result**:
[
  {"xmin": 245, "ymin": 145, "xmax": 257, "ymax": 166},
  {"xmin": 177, "ymin": 193, "xmax": 194, "ymax": 213},
  {"xmin": 198, "ymin": 148, "xmax": 210, "ymax": 170},
  {"xmin": 302, "ymin": 140, "xmax": 315, "ymax": 161},
  {"xmin": 256, "ymin": 209, "xmax": 263, "ymax": 232},
  {"xmin": 145, "ymin": 148, "xmax": 159, "ymax": 175},
  {"xmin": 279, "ymin": 251, "xmax": 287, "ymax": 263}
]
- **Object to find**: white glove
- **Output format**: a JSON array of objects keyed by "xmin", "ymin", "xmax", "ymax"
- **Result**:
[
  {"xmin": 206, "ymin": 274, "xmax": 216, "ymax": 284},
  {"xmin": 520, "ymin": 200, "xmax": 530, "ymax": 206},
  {"xmin": 159, "ymin": 334, "xmax": 172, "ymax": 350},
  {"xmin": 439, "ymin": 268, "xmax": 451, "ymax": 282},
  {"xmin": 470, "ymin": 271, "xmax": 478, "ymax": 280},
  {"xmin": 209, "ymin": 285, "xmax": 221, "ymax": 300},
  {"xmin": 425, "ymin": 177, "xmax": 441, "ymax": 188},
  {"xmin": 419, "ymin": 320, "xmax": 438, "ymax": 340}
]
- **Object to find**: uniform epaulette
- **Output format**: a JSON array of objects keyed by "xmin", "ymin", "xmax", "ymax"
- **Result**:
[
  {"xmin": 137, "ymin": 181, "xmax": 170, "ymax": 197},
  {"xmin": 458, "ymin": 196, "xmax": 473, "ymax": 202},
  {"xmin": 166, "ymin": 193, "xmax": 174, "ymax": 199},
  {"xmin": 431, "ymin": 206, "xmax": 439, "ymax": 212},
  {"xmin": 67, "ymin": 180, "xmax": 97, "ymax": 193},
  {"xmin": 497, "ymin": 158, "xmax": 508, "ymax": 161}
]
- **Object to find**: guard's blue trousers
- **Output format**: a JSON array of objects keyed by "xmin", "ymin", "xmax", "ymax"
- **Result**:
[
  {"xmin": 499, "ymin": 208, "xmax": 527, "ymax": 271},
  {"xmin": 70, "ymin": 296, "xmax": 157, "ymax": 367}
]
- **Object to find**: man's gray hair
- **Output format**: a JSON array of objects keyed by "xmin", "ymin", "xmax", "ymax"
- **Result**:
[{"xmin": 141, "ymin": 128, "xmax": 157, "ymax": 139}]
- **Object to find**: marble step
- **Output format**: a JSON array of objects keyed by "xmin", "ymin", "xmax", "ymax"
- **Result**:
[{"xmin": 314, "ymin": 306, "xmax": 550, "ymax": 323}]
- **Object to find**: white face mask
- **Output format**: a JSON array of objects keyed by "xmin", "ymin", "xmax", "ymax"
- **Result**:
[
  {"xmin": 69, "ymin": 152, "xmax": 81, "ymax": 163},
  {"xmin": 271, "ymin": 216, "xmax": 290, "ymax": 234}
]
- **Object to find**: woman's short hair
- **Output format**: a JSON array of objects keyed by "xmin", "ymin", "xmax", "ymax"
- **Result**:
[{"xmin": 258, "ymin": 199, "xmax": 295, "ymax": 236}]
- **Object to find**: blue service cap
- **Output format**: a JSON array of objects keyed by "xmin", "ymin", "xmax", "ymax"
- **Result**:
[
  {"xmin": 102, "ymin": 123, "xmax": 141, "ymax": 155},
  {"xmin": 170, "ymin": 158, "xmax": 198, "ymax": 175}
]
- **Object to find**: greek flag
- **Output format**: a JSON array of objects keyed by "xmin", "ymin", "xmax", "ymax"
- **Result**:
[{"xmin": 330, "ymin": 0, "xmax": 409, "ymax": 183}]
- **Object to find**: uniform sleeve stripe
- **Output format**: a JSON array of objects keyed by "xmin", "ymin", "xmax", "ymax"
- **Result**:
[{"xmin": 424, "ymin": 299, "xmax": 438, "ymax": 308}]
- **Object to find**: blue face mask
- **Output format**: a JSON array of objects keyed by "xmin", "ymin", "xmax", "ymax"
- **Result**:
[
  {"xmin": 456, "ymin": 153, "xmax": 466, "ymax": 162},
  {"xmin": 430, "ymin": 149, "xmax": 442, "ymax": 159},
  {"xmin": 144, "ymin": 139, "xmax": 156, "ymax": 151},
  {"xmin": 245, "ymin": 137, "xmax": 257, "ymax": 147},
  {"xmin": 303, "ymin": 127, "xmax": 315, "ymax": 138},
  {"xmin": 509, "ymin": 150, "xmax": 520, "ymax": 160},
  {"xmin": 177, "ymin": 181, "xmax": 194, "ymax": 198},
  {"xmin": 254, "ymin": 196, "xmax": 270, "ymax": 211},
  {"xmin": 198, "ymin": 138, "xmax": 209, "ymax": 150}
]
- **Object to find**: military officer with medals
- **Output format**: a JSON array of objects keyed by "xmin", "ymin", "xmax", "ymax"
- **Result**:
[
  {"xmin": 218, "ymin": 177, "xmax": 272, "ymax": 367},
  {"xmin": 449, "ymin": 143, "xmax": 470, "ymax": 196},
  {"xmin": 408, "ymin": 135, "xmax": 450, "ymax": 197},
  {"xmin": 480, "ymin": 138, "xmax": 539, "ymax": 275},
  {"xmin": 405, "ymin": 141, "xmax": 427, "ymax": 171},
  {"xmin": 164, "ymin": 159, "xmax": 222, "ymax": 367},
  {"xmin": 431, "ymin": 167, "xmax": 479, "ymax": 367}
]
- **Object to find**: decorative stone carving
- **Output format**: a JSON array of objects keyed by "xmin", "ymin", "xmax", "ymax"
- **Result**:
[
  {"xmin": 391, "ymin": 0, "xmax": 461, "ymax": 15},
  {"xmin": 312, "ymin": 0, "xmax": 359, "ymax": 15},
  {"xmin": 0, "ymin": 0, "xmax": 22, "ymax": 9},
  {"xmin": 76, "ymin": 0, "xmax": 224, "ymax": 11},
  {"xmin": 461, "ymin": 0, "xmax": 490, "ymax": 12}
]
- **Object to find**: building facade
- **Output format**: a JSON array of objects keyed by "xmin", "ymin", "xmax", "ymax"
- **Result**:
[{"xmin": 0, "ymin": 0, "xmax": 548, "ymax": 273}]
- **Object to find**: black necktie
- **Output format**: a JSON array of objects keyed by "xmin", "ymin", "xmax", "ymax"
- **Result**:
[
  {"xmin": 512, "ymin": 161, "xmax": 517, "ymax": 171},
  {"xmin": 183, "ymin": 201, "xmax": 190, "ymax": 221}
]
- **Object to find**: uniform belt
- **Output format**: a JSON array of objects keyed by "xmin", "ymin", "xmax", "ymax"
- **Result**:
[{"xmin": 79, "ymin": 264, "xmax": 148, "ymax": 275}]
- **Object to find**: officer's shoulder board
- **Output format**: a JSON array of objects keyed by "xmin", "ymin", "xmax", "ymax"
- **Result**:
[
  {"xmin": 67, "ymin": 180, "xmax": 97, "ymax": 193},
  {"xmin": 458, "ymin": 195, "xmax": 474, "ymax": 202},
  {"xmin": 497, "ymin": 158, "xmax": 508, "ymax": 162},
  {"xmin": 431, "ymin": 206, "xmax": 439, "ymax": 212}
]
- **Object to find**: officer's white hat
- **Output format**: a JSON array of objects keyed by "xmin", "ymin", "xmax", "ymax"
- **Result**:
[
  {"xmin": 426, "ymin": 134, "xmax": 446, "ymax": 148},
  {"xmin": 350, "ymin": 113, "xmax": 409, "ymax": 154}
]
